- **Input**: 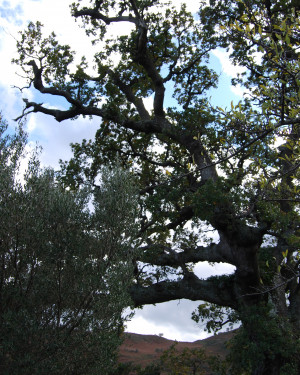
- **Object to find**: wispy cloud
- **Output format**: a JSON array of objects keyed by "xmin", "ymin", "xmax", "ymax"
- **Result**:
[
  {"xmin": 212, "ymin": 48, "xmax": 246, "ymax": 78},
  {"xmin": 212, "ymin": 48, "xmax": 247, "ymax": 98}
]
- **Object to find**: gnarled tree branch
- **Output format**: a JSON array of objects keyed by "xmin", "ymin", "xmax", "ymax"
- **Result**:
[
  {"xmin": 130, "ymin": 274, "xmax": 238, "ymax": 309},
  {"xmin": 141, "ymin": 233, "xmax": 235, "ymax": 267}
]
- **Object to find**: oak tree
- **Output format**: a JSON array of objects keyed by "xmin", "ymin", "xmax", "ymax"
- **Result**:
[{"xmin": 13, "ymin": 0, "xmax": 300, "ymax": 374}]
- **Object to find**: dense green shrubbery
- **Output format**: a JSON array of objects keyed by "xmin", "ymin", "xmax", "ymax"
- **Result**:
[{"xmin": 0, "ymin": 114, "xmax": 139, "ymax": 374}]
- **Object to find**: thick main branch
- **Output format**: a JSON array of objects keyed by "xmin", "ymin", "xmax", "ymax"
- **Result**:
[
  {"xmin": 130, "ymin": 275, "xmax": 238, "ymax": 309},
  {"xmin": 141, "ymin": 234, "xmax": 235, "ymax": 267}
]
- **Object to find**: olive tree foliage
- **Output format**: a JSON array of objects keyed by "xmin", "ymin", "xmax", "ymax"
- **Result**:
[
  {"xmin": 12, "ymin": 0, "xmax": 300, "ymax": 373},
  {"xmin": 0, "ymin": 113, "xmax": 139, "ymax": 375}
]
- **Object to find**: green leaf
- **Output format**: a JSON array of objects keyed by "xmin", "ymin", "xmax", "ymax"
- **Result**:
[{"xmin": 258, "ymin": 25, "xmax": 262, "ymax": 35}]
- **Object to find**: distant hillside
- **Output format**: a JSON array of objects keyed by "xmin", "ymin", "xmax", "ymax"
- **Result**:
[{"xmin": 118, "ymin": 331, "xmax": 235, "ymax": 368}]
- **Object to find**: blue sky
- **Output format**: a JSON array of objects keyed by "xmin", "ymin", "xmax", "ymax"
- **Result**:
[
  {"xmin": 0, "ymin": 1, "xmax": 23, "ymax": 25},
  {"xmin": 0, "ymin": 0, "xmax": 241, "ymax": 342}
]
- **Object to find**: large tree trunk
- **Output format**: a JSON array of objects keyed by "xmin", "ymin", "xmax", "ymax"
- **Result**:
[
  {"xmin": 131, "ymin": 230, "xmax": 300, "ymax": 375},
  {"xmin": 230, "ymin": 297, "xmax": 300, "ymax": 375}
]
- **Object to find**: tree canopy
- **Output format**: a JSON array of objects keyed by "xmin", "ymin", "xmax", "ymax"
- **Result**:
[
  {"xmin": 12, "ymin": 0, "xmax": 300, "ymax": 374},
  {"xmin": 0, "ymin": 113, "xmax": 139, "ymax": 374}
]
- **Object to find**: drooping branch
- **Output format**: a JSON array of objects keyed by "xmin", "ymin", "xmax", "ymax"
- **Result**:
[
  {"xmin": 14, "ymin": 98, "xmax": 105, "ymax": 122},
  {"xmin": 18, "ymin": 59, "xmax": 152, "ymax": 123},
  {"xmin": 27, "ymin": 60, "xmax": 83, "ymax": 107}
]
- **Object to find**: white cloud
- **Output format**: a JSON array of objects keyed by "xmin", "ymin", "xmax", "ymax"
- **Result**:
[
  {"xmin": 26, "ymin": 112, "xmax": 37, "ymax": 132},
  {"xmin": 230, "ymin": 84, "xmax": 246, "ymax": 98},
  {"xmin": 212, "ymin": 48, "xmax": 248, "ymax": 97},
  {"xmin": 126, "ymin": 299, "xmax": 208, "ymax": 342},
  {"xmin": 212, "ymin": 48, "xmax": 263, "ymax": 99},
  {"xmin": 143, "ymin": 95, "xmax": 154, "ymax": 113},
  {"xmin": 26, "ymin": 112, "xmax": 99, "ymax": 169},
  {"xmin": 212, "ymin": 48, "xmax": 246, "ymax": 78},
  {"xmin": 194, "ymin": 261, "xmax": 236, "ymax": 279}
]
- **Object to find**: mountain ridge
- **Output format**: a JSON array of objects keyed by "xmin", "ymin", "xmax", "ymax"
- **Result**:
[{"xmin": 119, "ymin": 330, "xmax": 235, "ymax": 368}]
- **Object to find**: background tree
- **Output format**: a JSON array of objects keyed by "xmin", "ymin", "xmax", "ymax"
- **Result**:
[
  {"xmin": 0, "ymin": 113, "xmax": 139, "ymax": 375},
  {"xmin": 12, "ymin": 0, "xmax": 299, "ymax": 374}
]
